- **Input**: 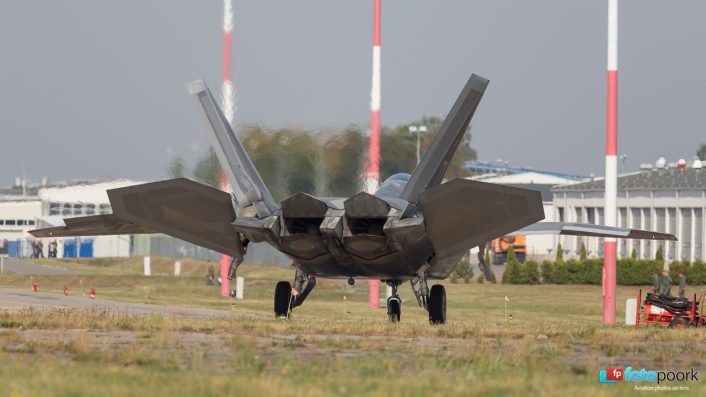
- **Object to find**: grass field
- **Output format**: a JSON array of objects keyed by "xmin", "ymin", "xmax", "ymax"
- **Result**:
[{"xmin": 0, "ymin": 257, "xmax": 704, "ymax": 396}]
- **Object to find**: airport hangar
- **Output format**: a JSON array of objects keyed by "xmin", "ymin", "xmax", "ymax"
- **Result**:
[{"xmin": 552, "ymin": 159, "xmax": 706, "ymax": 264}]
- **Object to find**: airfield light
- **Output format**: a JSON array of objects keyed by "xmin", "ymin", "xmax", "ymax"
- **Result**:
[{"xmin": 408, "ymin": 125, "xmax": 427, "ymax": 165}]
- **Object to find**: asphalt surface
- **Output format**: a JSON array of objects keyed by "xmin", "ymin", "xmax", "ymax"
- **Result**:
[
  {"xmin": 0, "ymin": 287, "xmax": 236, "ymax": 319},
  {"xmin": 0, "ymin": 257, "xmax": 75, "ymax": 275}
]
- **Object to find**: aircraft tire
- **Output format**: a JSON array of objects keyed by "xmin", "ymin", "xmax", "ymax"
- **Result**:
[
  {"xmin": 387, "ymin": 298, "xmax": 401, "ymax": 322},
  {"xmin": 428, "ymin": 284, "xmax": 447, "ymax": 325},
  {"xmin": 274, "ymin": 281, "xmax": 291, "ymax": 318}
]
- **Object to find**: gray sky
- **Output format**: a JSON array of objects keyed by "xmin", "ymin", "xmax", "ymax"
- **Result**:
[{"xmin": 1, "ymin": 1, "xmax": 705, "ymax": 184}]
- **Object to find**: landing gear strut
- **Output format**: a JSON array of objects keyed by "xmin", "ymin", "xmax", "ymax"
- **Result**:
[
  {"xmin": 386, "ymin": 280, "xmax": 402, "ymax": 322},
  {"xmin": 411, "ymin": 270, "xmax": 447, "ymax": 324},
  {"xmin": 273, "ymin": 268, "xmax": 316, "ymax": 318}
]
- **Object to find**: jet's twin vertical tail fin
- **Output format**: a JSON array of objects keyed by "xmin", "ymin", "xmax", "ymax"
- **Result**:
[
  {"xmin": 187, "ymin": 79, "xmax": 277, "ymax": 218},
  {"xmin": 400, "ymin": 74, "xmax": 489, "ymax": 208}
]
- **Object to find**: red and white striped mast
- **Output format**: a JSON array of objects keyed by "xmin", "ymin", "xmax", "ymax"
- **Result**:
[
  {"xmin": 367, "ymin": 0, "xmax": 382, "ymax": 308},
  {"xmin": 220, "ymin": 0, "xmax": 235, "ymax": 298},
  {"xmin": 602, "ymin": 0, "xmax": 618, "ymax": 324},
  {"xmin": 365, "ymin": 0, "xmax": 382, "ymax": 194}
]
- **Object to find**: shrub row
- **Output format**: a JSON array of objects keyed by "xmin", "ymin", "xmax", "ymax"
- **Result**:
[{"xmin": 504, "ymin": 258, "xmax": 706, "ymax": 285}]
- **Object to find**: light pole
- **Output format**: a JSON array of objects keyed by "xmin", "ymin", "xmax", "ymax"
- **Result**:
[{"xmin": 408, "ymin": 125, "xmax": 427, "ymax": 165}]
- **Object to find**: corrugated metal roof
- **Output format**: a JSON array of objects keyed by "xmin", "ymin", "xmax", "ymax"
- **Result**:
[{"xmin": 552, "ymin": 168, "xmax": 706, "ymax": 192}]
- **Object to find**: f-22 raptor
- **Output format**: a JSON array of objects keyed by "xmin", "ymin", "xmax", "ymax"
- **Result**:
[{"xmin": 31, "ymin": 74, "xmax": 676, "ymax": 324}]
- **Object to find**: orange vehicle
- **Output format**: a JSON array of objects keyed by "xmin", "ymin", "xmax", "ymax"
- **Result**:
[{"xmin": 491, "ymin": 235, "xmax": 526, "ymax": 265}]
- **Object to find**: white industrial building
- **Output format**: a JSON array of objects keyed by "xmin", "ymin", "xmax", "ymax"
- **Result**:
[
  {"xmin": 552, "ymin": 160, "xmax": 706, "ymax": 262},
  {"xmin": 0, "ymin": 179, "xmax": 143, "ymax": 258}
]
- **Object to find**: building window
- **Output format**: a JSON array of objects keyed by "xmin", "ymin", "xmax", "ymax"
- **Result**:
[
  {"xmin": 586, "ymin": 207, "xmax": 595, "ymax": 224},
  {"xmin": 85, "ymin": 203, "xmax": 96, "ymax": 215},
  {"xmin": 558, "ymin": 207, "xmax": 564, "ymax": 222},
  {"xmin": 49, "ymin": 202, "xmax": 60, "ymax": 216},
  {"xmin": 73, "ymin": 203, "xmax": 83, "ymax": 215},
  {"xmin": 28, "ymin": 220, "xmax": 35, "ymax": 226},
  {"xmin": 5, "ymin": 220, "xmax": 15, "ymax": 226},
  {"xmin": 99, "ymin": 204, "xmax": 111, "ymax": 215}
]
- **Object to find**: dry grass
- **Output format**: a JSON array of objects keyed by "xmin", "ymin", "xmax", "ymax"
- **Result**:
[{"xmin": 1, "ymin": 258, "xmax": 706, "ymax": 396}]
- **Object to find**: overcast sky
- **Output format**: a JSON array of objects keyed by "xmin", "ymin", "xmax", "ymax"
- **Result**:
[{"xmin": 1, "ymin": 1, "xmax": 705, "ymax": 185}]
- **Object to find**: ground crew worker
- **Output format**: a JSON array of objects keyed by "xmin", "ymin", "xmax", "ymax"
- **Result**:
[
  {"xmin": 678, "ymin": 273, "xmax": 686, "ymax": 298},
  {"xmin": 206, "ymin": 260, "xmax": 216, "ymax": 286},
  {"xmin": 660, "ymin": 271, "xmax": 673, "ymax": 297}
]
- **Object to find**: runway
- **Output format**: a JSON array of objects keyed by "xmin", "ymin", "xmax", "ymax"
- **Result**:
[{"xmin": 0, "ymin": 287, "xmax": 234, "ymax": 319}]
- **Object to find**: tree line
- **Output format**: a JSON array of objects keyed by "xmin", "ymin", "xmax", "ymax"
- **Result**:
[{"xmin": 168, "ymin": 117, "xmax": 477, "ymax": 200}]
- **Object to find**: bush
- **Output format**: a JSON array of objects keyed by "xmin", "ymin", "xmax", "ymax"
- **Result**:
[
  {"xmin": 616, "ymin": 258, "xmax": 662, "ymax": 285},
  {"xmin": 525, "ymin": 260, "xmax": 540, "ymax": 284},
  {"xmin": 555, "ymin": 243, "xmax": 564, "ymax": 264},
  {"xmin": 550, "ymin": 261, "xmax": 569, "ymax": 284},
  {"xmin": 453, "ymin": 259, "xmax": 473, "ymax": 283},
  {"xmin": 502, "ymin": 246, "xmax": 528, "ymax": 284},
  {"xmin": 668, "ymin": 261, "xmax": 706, "ymax": 285},
  {"xmin": 541, "ymin": 260, "xmax": 554, "ymax": 283},
  {"xmin": 690, "ymin": 261, "xmax": 706, "ymax": 285}
]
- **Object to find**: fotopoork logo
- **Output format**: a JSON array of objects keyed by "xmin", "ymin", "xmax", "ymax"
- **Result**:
[{"xmin": 599, "ymin": 367, "xmax": 699, "ymax": 384}]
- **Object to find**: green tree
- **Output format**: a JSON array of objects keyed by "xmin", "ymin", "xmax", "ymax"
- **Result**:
[
  {"xmin": 698, "ymin": 143, "xmax": 706, "ymax": 161},
  {"xmin": 502, "ymin": 246, "xmax": 527, "ymax": 284},
  {"xmin": 555, "ymin": 243, "xmax": 564, "ymax": 264},
  {"xmin": 525, "ymin": 260, "xmax": 540, "ymax": 284},
  {"xmin": 631, "ymin": 248, "xmax": 637, "ymax": 259},
  {"xmin": 453, "ymin": 259, "xmax": 474, "ymax": 283},
  {"xmin": 580, "ymin": 242, "xmax": 587, "ymax": 261},
  {"xmin": 167, "ymin": 157, "xmax": 188, "ymax": 179},
  {"xmin": 541, "ymin": 260, "xmax": 554, "ymax": 283},
  {"xmin": 655, "ymin": 244, "xmax": 664, "ymax": 262},
  {"xmin": 193, "ymin": 148, "xmax": 221, "ymax": 188}
]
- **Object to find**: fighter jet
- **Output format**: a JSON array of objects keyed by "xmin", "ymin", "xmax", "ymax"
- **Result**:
[{"xmin": 31, "ymin": 74, "xmax": 676, "ymax": 324}]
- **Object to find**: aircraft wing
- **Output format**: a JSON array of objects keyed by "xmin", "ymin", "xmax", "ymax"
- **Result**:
[
  {"xmin": 509, "ymin": 222, "xmax": 677, "ymax": 241},
  {"xmin": 30, "ymin": 214, "xmax": 154, "ymax": 237}
]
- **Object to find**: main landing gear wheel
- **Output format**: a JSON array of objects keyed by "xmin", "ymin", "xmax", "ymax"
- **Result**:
[
  {"xmin": 274, "ymin": 281, "xmax": 291, "ymax": 318},
  {"xmin": 428, "ymin": 284, "xmax": 446, "ymax": 325},
  {"xmin": 386, "ymin": 280, "xmax": 402, "ymax": 322},
  {"xmin": 387, "ymin": 297, "xmax": 401, "ymax": 322}
]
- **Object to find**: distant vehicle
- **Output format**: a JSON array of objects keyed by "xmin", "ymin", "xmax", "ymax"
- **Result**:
[
  {"xmin": 30, "ymin": 74, "xmax": 677, "ymax": 325},
  {"xmin": 491, "ymin": 235, "xmax": 526, "ymax": 265}
]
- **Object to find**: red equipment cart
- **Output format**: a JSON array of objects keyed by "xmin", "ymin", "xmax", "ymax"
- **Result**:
[{"xmin": 634, "ymin": 288, "xmax": 705, "ymax": 329}]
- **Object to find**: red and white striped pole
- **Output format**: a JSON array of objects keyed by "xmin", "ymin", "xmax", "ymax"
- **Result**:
[
  {"xmin": 367, "ymin": 0, "xmax": 382, "ymax": 308},
  {"xmin": 602, "ymin": 0, "xmax": 618, "ymax": 324},
  {"xmin": 220, "ymin": 0, "xmax": 235, "ymax": 298},
  {"xmin": 365, "ymin": 0, "xmax": 381, "ymax": 195}
]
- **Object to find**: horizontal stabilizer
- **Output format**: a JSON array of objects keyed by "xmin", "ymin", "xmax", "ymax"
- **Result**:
[
  {"xmin": 108, "ymin": 178, "xmax": 245, "ymax": 258},
  {"xmin": 509, "ymin": 222, "xmax": 677, "ymax": 241},
  {"xmin": 188, "ymin": 79, "xmax": 277, "ymax": 217},
  {"xmin": 421, "ymin": 178, "xmax": 544, "ymax": 271},
  {"xmin": 30, "ymin": 214, "xmax": 154, "ymax": 238}
]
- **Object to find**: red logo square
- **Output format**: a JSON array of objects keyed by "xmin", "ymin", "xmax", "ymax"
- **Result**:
[{"xmin": 605, "ymin": 368, "xmax": 623, "ymax": 381}]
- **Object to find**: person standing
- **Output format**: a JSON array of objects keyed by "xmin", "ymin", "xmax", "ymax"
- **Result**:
[
  {"xmin": 206, "ymin": 260, "xmax": 215, "ymax": 286},
  {"xmin": 678, "ymin": 273, "xmax": 686, "ymax": 298},
  {"xmin": 660, "ymin": 271, "xmax": 673, "ymax": 297}
]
